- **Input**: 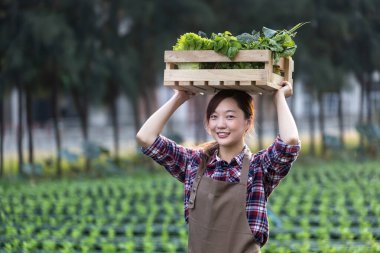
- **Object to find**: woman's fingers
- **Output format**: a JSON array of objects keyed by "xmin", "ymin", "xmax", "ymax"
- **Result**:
[
  {"xmin": 279, "ymin": 81, "xmax": 293, "ymax": 97},
  {"xmin": 174, "ymin": 89, "xmax": 197, "ymax": 100}
]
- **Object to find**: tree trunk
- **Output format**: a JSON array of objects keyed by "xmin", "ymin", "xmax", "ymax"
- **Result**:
[
  {"xmin": 16, "ymin": 82, "xmax": 24, "ymax": 175},
  {"xmin": 366, "ymin": 77, "xmax": 372, "ymax": 123},
  {"xmin": 358, "ymin": 75, "xmax": 365, "ymax": 148},
  {"xmin": 141, "ymin": 87, "xmax": 153, "ymax": 121},
  {"xmin": 52, "ymin": 80, "xmax": 62, "ymax": 176},
  {"xmin": 71, "ymin": 89, "xmax": 89, "ymax": 141},
  {"xmin": 317, "ymin": 92, "xmax": 326, "ymax": 156},
  {"xmin": 132, "ymin": 97, "xmax": 141, "ymax": 139},
  {"xmin": 356, "ymin": 73, "xmax": 370, "ymax": 151},
  {"xmin": 308, "ymin": 92, "xmax": 316, "ymax": 156},
  {"xmin": 0, "ymin": 93, "xmax": 4, "ymax": 177},
  {"xmin": 26, "ymin": 87, "xmax": 35, "ymax": 174},
  {"xmin": 109, "ymin": 95, "xmax": 120, "ymax": 164},
  {"xmin": 337, "ymin": 91, "xmax": 344, "ymax": 148},
  {"xmin": 257, "ymin": 95, "xmax": 264, "ymax": 150},
  {"xmin": 71, "ymin": 88, "xmax": 90, "ymax": 171},
  {"xmin": 140, "ymin": 37, "xmax": 157, "ymax": 119}
]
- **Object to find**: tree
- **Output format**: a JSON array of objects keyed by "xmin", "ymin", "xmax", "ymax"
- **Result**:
[
  {"xmin": 0, "ymin": 79, "xmax": 7, "ymax": 177},
  {"xmin": 2, "ymin": 1, "xmax": 78, "ymax": 176},
  {"xmin": 1, "ymin": 1, "xmax": 29, "ymax": 175},
  {"xmin": 125, "ymin": 0, "xmax": 215, "ymax": 133}
]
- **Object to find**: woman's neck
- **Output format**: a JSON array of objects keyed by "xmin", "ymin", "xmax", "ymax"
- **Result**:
[{"xmin": 218, "ymin": 143, "xmax": 245, "ymax": 163}]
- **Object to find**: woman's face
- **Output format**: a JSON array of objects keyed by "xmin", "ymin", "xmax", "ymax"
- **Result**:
[{"xmin": 207, "ymin": 97, "xmax": 251, "ymax": 149}]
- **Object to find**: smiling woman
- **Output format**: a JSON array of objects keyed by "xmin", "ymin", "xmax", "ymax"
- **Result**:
[
  {"xmin": 203, "ymin": 90, "xmax": 254, "ymax": 163},
  {"xmin": 136, "ymin": 83, "xmax": 301, "ymax": 252}
]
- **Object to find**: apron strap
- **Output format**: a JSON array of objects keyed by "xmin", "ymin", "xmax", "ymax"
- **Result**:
[
  {"xmin": 189, "ymin": 155, "xmax": 208, "ymax": 209},
  {"xmin": 240, "ymin": 150, "xmax": 252, "ymax": 186}
]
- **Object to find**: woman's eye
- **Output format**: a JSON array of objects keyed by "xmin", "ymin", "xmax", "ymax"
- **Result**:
[
  {"xmin": 226, "ymin": 115, "xmax": 235, "ymax": 119},
  {"xmin": 210, "ymin": 115, "xmax": 217, "ymax": 120}
]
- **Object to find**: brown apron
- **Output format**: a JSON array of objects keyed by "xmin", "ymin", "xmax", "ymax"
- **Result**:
[{"xmin": 188, "ymin": 152, "xmax": 261, "ymax": 253}]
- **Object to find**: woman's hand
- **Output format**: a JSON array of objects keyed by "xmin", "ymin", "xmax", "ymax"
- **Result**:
[
  {"xmin": 174, "ymin": 89, "xmax": 197, "ymax": 102},
  {"xmin": 276, "ymin": 81, "xmax": 293, "ymax": 98},
  {"xmin": 274, "ymin": 81, "xmax": 293, "ymax": 106}
]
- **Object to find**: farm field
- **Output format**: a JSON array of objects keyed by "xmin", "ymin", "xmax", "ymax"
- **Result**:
[{"xmin": 1, "ymin": 160, "xmax": 380, "ymax": 253}]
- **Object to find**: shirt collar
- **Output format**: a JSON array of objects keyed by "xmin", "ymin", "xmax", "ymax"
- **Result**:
[{"xmin": 208, "ymin": 144, "xmax": 249, "ymax": 167}]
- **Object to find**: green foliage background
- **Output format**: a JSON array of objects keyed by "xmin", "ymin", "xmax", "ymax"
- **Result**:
[{"xmin": 1, "ymin": 1, "xmax": 380, "ymax": 251}]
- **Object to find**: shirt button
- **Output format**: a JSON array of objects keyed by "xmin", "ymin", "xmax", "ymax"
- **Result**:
[
  {"xmin": 192, "ymin": 188, "xmax": 196, "ymax": 192},
  {"xmin": 189, "ymin": 200, "xmax": 193, "ymax": 204}
]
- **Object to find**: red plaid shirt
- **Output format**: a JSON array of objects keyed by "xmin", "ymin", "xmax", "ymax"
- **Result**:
[{"xmin": 141, "ymin": 135, "xmax": 300, "ymax": 246}]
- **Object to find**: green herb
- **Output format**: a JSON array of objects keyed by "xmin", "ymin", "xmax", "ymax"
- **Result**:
[
  {"xmin": 210, "ymin": 31, "xmax": 242, "ymax": 59},
  {"xmin": 172, "ymin": 22, "xmax": 309, "ymax": 68},
  {"xmin": 173, "ymin": 32, "xmax": 214, "ymax": 69},
  {"xmin": 173, "ymin": 32, "xmax": 213, "ymax": 51}
]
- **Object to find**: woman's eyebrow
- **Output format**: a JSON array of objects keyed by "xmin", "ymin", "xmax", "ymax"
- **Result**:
[{"xmin": 214, "ymin": 109, "xmax": 237, "ymax": 114}]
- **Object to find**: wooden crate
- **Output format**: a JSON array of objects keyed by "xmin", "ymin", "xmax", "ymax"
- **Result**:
[{"xmin": 164, "ymin": 50, "xmax": 294, "ymax": 94}]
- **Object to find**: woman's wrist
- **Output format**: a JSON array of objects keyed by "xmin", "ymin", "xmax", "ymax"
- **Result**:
[
  {"xmin": 173, "ymin": 92, "xmax": 188, "ymax": 105},
  {"xmin": 173, "ymin": 89, "xmax": 194, "ymax": 104},
  {"xmin": 273, "ymin": 90, "xmax": 286, "ymax": 106}
]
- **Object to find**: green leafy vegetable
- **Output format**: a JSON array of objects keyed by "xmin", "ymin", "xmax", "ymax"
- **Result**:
[
  {"xmin": 172, "ymin": 22, "xmax": 309, "ymax": 68},
  {"xmin": 173, "ymin": 32, "xmax": 214, "ymax": 69},
  {"xmin": 262, "ymin": 27, "xmax": 277, "ymax": 38},
  {"xmin": 173, "ymin": 32, "xmax": 213, "ymax": 51},
  {"xmin": 210, "ymin": 31, "xmax": 242, "ymax": 59}
]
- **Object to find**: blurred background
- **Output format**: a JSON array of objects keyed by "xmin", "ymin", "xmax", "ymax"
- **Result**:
[{"xmin": 1, "ymin": 0, "xmax": 380, "ymax": 252}]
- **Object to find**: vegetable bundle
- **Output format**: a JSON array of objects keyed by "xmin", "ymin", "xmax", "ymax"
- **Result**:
[{"xmin": 172, "ymin": 22, "xmax": 308, "ymax": 70}]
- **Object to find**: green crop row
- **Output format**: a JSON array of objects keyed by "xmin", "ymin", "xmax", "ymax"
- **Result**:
[{"xmin": 1, "ymin": 160, "xmax": 380, "ymax": 252}]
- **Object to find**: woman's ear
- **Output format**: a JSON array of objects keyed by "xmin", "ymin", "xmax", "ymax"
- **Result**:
[
  {"xmin": 205, "ymin": 121, "xmax": 211, "ymax": 135},
  {"xmin": 245, "ymin": 117, "xmax": 254, "ymax": 132},
  {"xmin": 205, "ymin": 126, "xmax": 211, "ymax": 135}
]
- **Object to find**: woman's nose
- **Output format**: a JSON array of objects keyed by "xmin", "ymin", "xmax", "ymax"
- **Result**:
[{"xmin": 216, "ymin": 118, "xmax": 227, "ymax": 128}]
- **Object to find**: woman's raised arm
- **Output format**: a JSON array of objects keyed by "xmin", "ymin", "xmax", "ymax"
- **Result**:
[
  {"xmin": 136, "ymin": 90, "xmax": 194, "ymax": 148},
  {"xmin": 273, "ymin": 81, "xmax": 300, "ymax": 145}
]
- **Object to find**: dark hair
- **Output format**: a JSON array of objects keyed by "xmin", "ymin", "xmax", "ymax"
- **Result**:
[
  {"xmin": 206, "ymin": 89, "xmax": 254, "ymax": 123},
  {"xmin": 200, "ymin": 89, "xmax": 255, "ymax": 156}
]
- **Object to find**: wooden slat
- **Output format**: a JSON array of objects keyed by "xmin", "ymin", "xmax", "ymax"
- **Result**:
[
  {"xmin": 273, "ymin": 58, "xmax": 285, "ymax": 69},
  {"xmin": 224, "ymin": 81, "xmax": 237, "ymax": 86},
  {"xmin": 166, "ymin": 63, "xmax": 175, "ymax": 70},
  {"xmin": 193, "ymin": 81, "xmax": 205, "ymax": 86},
  {"xmin": 208, "ymin": 81, "xmax": 222, "ymax": 86},
  {"xmin": 254, "ymin": 74, "xmax": 283, "ymax": 91},
  {"xmin": 238, "ymin": 81, "xmax": 267, "ymax": 93},
  {"xmin": 230, "ymin": 82, "xmax": 266, "ymax": 95},
  {"xmin": 283, "ymin": 58, "xmax": 294, "ymax": 84},
  {"xmin": 265, "ymin": 57, "xmax": 273, "ymax": 85},
  {"xmin": 165, "ymin": 50, "xmax": 271, "ymax": 63},
  {"xmin": 164, "ymin": 69, "xmax": 267, "ymax": 82},
  {"xmin": 178, "ymin": 81, "xmax": 209, "ymax": 93},
  {"xmin": 272, "ymin": 73, "xmax": 284, "ymax": 85}
]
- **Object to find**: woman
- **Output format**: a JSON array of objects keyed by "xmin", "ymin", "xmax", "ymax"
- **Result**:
[{"xmin": 136, "ymin": 81, "xmax": 301, "ymax": 253}]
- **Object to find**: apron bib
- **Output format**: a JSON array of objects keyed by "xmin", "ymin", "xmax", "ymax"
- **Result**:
[{"xmin": 188, "ymin": 152, "xmax": 261, "ymax": 253}]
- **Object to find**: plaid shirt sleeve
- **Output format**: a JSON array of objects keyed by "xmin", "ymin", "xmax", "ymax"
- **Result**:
[
  {"xmin": 260, "ymin": 136, "xmax": 301, "ymax": 198},
  {"xmin": 141, "ymin": 135, "xmax": 198, "ymax": 183}
]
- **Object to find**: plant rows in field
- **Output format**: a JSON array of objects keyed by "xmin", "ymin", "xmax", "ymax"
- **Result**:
[
  {"xmin": 1, "ymin": 177, "xmax": 187, "ymax": 253},
  {"xmin": 1, "ymin": 161, "xmax": 380, "ymax": 252}
]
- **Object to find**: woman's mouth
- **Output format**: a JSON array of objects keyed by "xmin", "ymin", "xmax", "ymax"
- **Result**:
[{"xmin": 217, "ymin": 132, "xmax": 230, "ymax": 138}]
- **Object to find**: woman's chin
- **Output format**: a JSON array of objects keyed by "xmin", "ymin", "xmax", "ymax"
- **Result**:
[{"xmin": 216, "ymin": 138, "xmax": 235, "ymax": 147}]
